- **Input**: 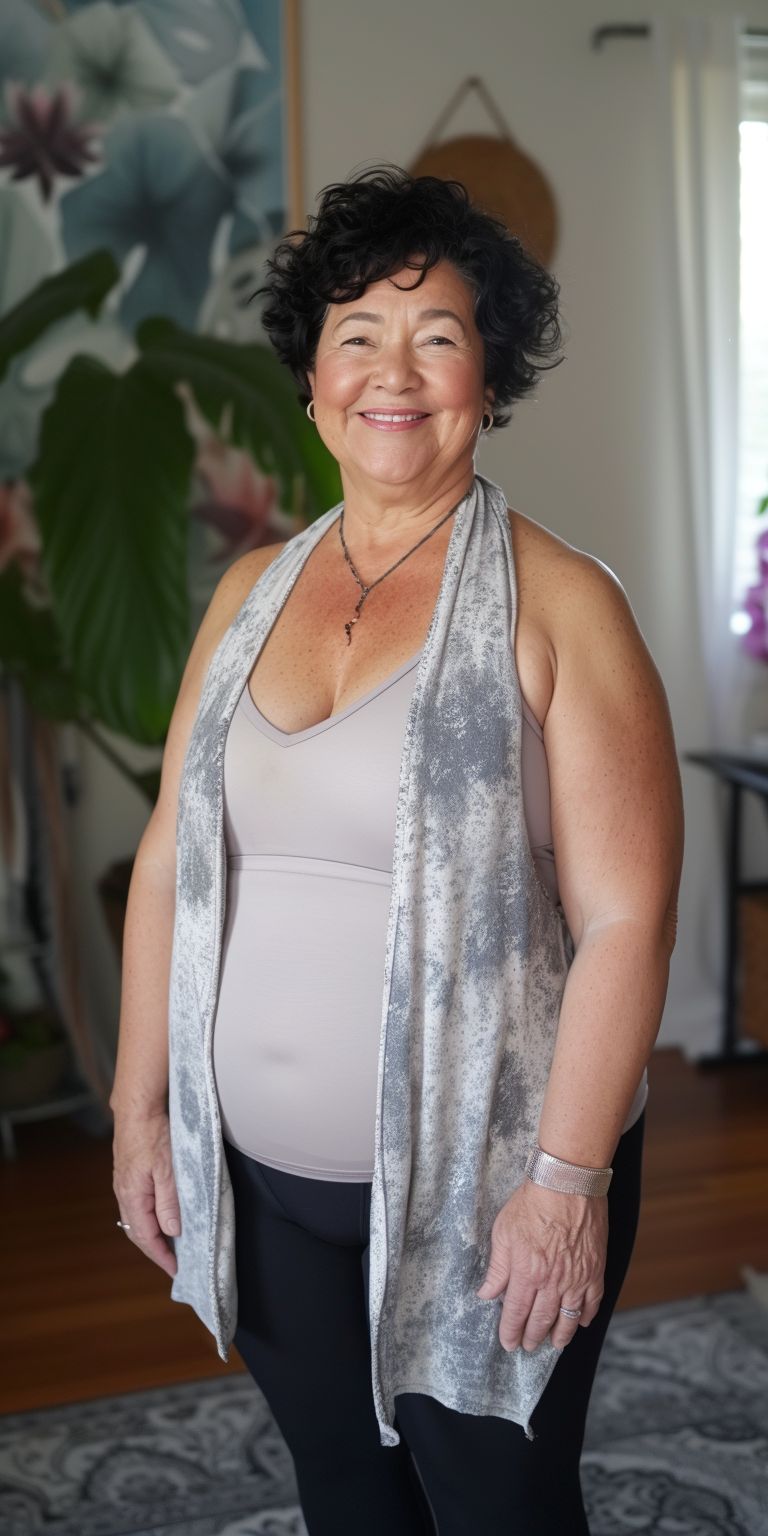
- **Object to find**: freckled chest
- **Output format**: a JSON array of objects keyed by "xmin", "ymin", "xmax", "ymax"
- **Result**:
[{"xmin": 248, "ymin": 521, "xmax": 455, "ymax": 732}]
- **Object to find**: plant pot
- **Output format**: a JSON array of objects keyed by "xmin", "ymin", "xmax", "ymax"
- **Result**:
[{"xmin": 0, "ymin": 1041, "xmax": 72, "ymax": 1111}]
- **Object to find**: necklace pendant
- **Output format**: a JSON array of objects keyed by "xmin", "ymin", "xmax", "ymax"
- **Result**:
[{"xmin": 344, "ymin": 617, "xmax": 358, "ymax": 644}]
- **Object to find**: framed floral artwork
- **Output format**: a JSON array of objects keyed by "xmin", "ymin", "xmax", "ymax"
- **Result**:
[{"xmin": 0, "ymin": 0, "xmax": 305, "ymax": 625}]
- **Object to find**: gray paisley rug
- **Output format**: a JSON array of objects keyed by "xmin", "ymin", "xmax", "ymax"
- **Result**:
[{"xmin": 1, "ymin": 1292, "xmax": 766, "ymax": 1536}]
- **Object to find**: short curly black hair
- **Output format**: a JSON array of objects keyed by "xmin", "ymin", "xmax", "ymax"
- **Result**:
[{"xmin": 259, "ymin": 166, "xmax": 561, "ymax": 428}]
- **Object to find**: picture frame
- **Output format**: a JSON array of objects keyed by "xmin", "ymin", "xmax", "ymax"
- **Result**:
[{"xmin": 284, "ymin": 0, "xmax": 305, "ymax": 230}]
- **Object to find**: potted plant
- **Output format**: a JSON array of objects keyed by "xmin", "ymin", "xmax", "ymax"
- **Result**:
[
  {"xmin": 0, "ymin": 250, "xmax": 340, "ymax": 797},
  {"xmin": 0, "ymin": 253, "xmax": 341, "ymax": 1083}
]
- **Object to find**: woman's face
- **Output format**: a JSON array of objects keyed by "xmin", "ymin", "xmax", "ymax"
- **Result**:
[{"xmin": 306, "ymin": 260, "xmax": 492, "ymax": 494}]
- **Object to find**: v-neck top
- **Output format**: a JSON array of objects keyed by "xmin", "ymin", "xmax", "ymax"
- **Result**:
[
  {"xmin": 223, "ymin": 651, "xmax": 424, "ymax": 874},
  {"xmin": 214, "ymin": 653, "xmax": 421, "ymax": 1180},
  {"xmin": 213, "ymin": 650, "xmax": 646, "ymax": 1180}
]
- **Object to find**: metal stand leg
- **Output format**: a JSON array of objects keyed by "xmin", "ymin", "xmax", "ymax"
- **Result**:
[
  {"xmin": 702, "ymin": 785, "xmax": 768, "ymax": 1067},
  {"xmin": 723, "ymin": 783, "xmax": 742, "ymax": 1057}
]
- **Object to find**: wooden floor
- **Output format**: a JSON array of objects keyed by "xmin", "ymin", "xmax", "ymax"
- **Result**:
[{"xmin": 2, "ymin": 1048, "xmax": 767, "ymax": 1415}]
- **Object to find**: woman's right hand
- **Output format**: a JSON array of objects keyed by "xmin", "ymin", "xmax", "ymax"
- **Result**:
[{"xmin": 112, "ymin": 1109, "xmax": 181, "ymax": 1278}]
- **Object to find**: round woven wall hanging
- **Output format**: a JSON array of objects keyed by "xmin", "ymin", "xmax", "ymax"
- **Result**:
[{"xmin": 410, "ymin": 78, "xmax": 558, "ymax": 269}]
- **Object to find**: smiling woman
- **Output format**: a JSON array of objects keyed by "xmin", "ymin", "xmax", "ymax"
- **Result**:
[
  {"xmin": 111, "ymin": 167, "xmax": 683, "ymax": 1536},
  {"xmin": 261, "ymin": 167, "xmax": 561, "ymax": 426},
  {"xmin": 307, "ymin": 270, "xmax": 488, "ymax": 505}
]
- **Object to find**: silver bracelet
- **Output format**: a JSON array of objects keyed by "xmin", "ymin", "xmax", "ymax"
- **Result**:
[{"xmin": 525, "ymin": 1146, "xmax": 613, "ymax": 1198}]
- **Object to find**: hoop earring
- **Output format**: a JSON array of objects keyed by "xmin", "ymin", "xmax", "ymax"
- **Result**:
[
  {"xmin": 306, "ymin": 399, "xmax": 316, "ymax": 422},
  {"xmin": 481, "ymin": 410, "xmax": 493, "ymax": 434}
]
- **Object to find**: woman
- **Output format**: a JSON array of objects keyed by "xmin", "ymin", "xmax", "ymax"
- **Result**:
[{"xmin": 112, "ymin": 169, "xmax": 683, "ymax": 1535}]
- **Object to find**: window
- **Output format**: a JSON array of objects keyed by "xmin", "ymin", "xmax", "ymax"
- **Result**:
[{"xmin": 732, "ymin": 32, "xmax": 768, "ymax": 630}]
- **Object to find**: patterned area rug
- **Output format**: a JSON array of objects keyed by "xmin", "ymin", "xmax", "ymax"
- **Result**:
[
  {"xmin": 581, "ymin": 1292, "xmax": 768, "ymax": 1535},
  {"xmin": 1, "ymin": 1293, "xmax": 766, "ymax": 1536}
]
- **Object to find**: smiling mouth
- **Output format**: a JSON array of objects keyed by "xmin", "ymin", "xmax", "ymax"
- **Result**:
[{"xmin": 359, "ymin": 410, "xmax": 430, "ymax": 430}]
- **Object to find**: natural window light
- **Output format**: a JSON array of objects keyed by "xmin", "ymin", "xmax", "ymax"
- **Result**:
[{"xmin": 732, "ymin": 35, "xmax": 768, "ymax": 630}]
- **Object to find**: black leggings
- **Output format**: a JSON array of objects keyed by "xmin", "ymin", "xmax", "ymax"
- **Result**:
[{"xmin": 225, "ymin": 1114, "xmax": 644, "ymax": 1536}]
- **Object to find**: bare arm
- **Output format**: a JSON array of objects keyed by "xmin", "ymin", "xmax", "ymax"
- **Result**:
[
  {"xmin": 478, "ymin": 545, "xmax": 683, "ymax": 1350},
  {"xmin": 540, "ymin": 559, "xmax": 682, "ymax": 1163},
  {"xmin": 111, "ymin": 545, "xmax": 285, "ymax": 1275}
]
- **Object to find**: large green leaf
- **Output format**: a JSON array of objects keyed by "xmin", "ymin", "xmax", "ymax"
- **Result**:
[
  {"xmin": 0, "ymin": 569, "xmax": 160, "ymax": 798},
  {"xmin": 0, "ymin": 250, "xmax": 119, "ymax": 383},
  {"xmin": 28, "ymin": 354, "xmax": 194, "ymax": 743},
  {"xmin": 137, "ymin": 319, "xmax": 342, "ymax": 522},
  {"xmin": 0, "ymin": 565, "xmax": 82, "ymax": 721}
]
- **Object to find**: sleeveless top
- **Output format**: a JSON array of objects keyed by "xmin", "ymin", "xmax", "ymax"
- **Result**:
[
  {"xmin": 167, "ymin": 475, "xmax": 615, "ymax": 1445},
  {"xmin": 214, "ymin": 659, "xmax": 646, "ymax": 1178}
]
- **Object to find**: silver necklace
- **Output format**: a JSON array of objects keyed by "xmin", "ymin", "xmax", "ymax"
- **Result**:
[{"xmin": 338, "ymin": 500, "xmax": 460, "ymax": 644}]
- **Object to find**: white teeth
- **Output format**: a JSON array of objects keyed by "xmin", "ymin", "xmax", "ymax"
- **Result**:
[{"xmin": 363, "ymin": 412, "xmax": 425, "ymax": 423}]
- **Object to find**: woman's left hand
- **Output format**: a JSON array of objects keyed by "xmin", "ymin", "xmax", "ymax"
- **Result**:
[{"xmin": 476, "ymin": 1181, "xmax": 608, "ymax": 1351}]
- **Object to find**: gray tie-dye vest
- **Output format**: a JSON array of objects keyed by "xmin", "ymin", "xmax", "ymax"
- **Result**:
[{"xmin": 168, "ymin": 473, "xmax": 571, "ymax": 1444}]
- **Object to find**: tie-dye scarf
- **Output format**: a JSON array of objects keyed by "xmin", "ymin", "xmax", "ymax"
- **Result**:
[{"xmin": 168, "ymin": 474, "xmax": 571, "ymax": 1443}]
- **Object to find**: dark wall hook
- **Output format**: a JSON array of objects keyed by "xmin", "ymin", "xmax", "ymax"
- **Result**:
[{"xmin": 592, "ymin": 23, "xmax": 651, "ymax": 51}]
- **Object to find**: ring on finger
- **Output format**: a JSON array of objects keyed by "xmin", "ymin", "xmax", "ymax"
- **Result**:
[
  {"xmin": 116, "ymin": 1220, "xmax": 131, "ymax": 1231},
  {"xmin": 559, "ymin": 1306, "xmax": 582, "ymax": 1319}
]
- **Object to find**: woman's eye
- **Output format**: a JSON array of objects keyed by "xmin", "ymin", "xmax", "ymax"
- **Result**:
[
  {"xmin": 341, "ymin": 336, "xmax": 371, "ymax": 347},
  {"xmin": 426, "ymin": 335, "xmax": 454, "ymax": 346}
]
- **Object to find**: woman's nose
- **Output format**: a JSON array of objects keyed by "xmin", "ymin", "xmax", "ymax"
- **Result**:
[{"xmin": 371, "ymin": 342, "xmax": 421, "ymax": 393}]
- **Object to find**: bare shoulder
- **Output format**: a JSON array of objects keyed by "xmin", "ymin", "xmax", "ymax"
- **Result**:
[
  {"xmin": 508, "ymin": 508, "xmax": 670, "ymax": 739},
  {"xmin": 147, "ymin": 542, "xmax": 287, "ymax": 838},
  {"xmin": 510, "ymin": 509, "xmax": 630, "ymax": 622},
  {"xmin": 170, "ymin": 540, "xmax": 287, "ymax": 714},
  {"xmin": 202, "ymin": 542, "xmax": 287, "ymax": 641},
  {"xmin": 510, "ymin": 509, "xmax": 653, "ymax": 670}
]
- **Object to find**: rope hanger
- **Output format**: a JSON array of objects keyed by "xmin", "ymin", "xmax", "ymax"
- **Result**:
[
  {"xmin": 416, "ymin": 77, "xmax": 514, "ymax": 158},
  {"xmin": 410, "ymin": 76, "xmax": 558, "ymax": 269}
]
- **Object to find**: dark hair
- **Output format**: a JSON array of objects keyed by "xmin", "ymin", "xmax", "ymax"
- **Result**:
[{"xmin": 259, "ymin": 166, "xmax": 562, "ymax": 427}]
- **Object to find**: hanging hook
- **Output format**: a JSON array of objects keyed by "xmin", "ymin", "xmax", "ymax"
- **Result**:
[
  {"xmin": 415, "ymin": 76, "xmax": 513, "ymax": 160},
  {"xmin": 591, "ymin": 24, "xmax": 650, "ymax": 51}
]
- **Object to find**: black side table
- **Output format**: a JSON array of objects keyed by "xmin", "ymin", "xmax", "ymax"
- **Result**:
[{"xmin": 686, "ymin": 752, "xmax": 768, "ymax": 1062}]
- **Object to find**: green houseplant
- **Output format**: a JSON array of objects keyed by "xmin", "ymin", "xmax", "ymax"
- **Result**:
[{"xmin": 0, "ymin": 250, "xmax": 341, "ymax": 799}]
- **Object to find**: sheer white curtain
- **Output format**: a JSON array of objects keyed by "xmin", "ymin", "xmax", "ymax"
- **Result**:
[
  {"xmin": 654, "ymin": 16, "xmax": 743, "ymax": 747},
  {"xmin": 649, "ymin": 17, "xmax": 743, "ymax": 1056}
]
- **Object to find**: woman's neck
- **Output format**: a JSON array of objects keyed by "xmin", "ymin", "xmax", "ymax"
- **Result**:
[{"xmin": 337, "ymin": 464, "xmax": 476, "ymax": 552}]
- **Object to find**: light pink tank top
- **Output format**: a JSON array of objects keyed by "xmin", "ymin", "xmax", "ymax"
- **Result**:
[{"xmin": 213, "ymin": 653, "xmax": 647, "ymax": 1179}]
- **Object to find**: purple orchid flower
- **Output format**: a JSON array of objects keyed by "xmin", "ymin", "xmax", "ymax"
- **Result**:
[
  {"xmin": 741, "ymin": 527, "xmax": 768, "ymax": 663},
  {"xmin": 0, "ymin": 83, "xmax": 100, "ymax": 202}
]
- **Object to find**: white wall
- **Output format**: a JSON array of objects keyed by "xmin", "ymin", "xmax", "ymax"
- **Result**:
[
  {"xmin": 300, "ymin": 0, "xmax": 768, "ymax": 1053},
  {"xmin": 70, "ymin": 0, "xmax": 768, "ymax": 1063}
]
